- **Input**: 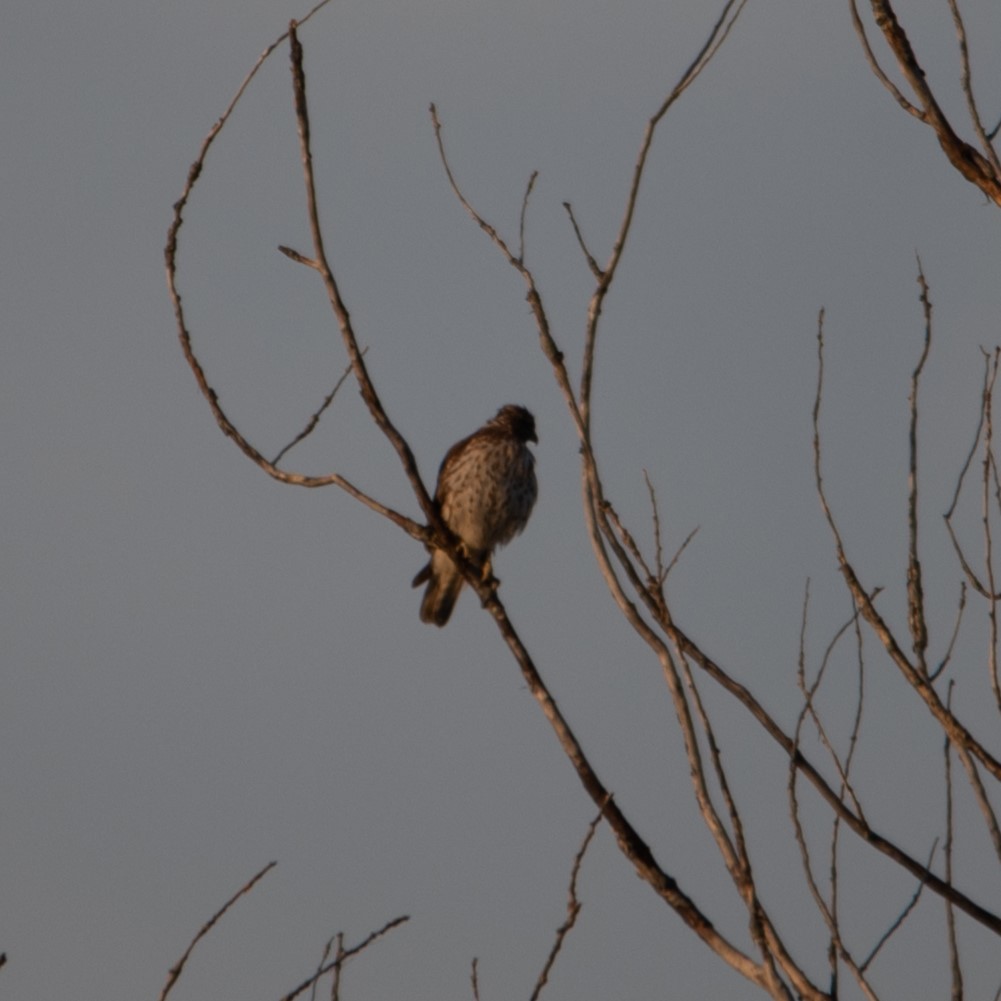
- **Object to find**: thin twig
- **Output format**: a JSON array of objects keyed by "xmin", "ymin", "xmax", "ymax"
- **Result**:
[
  {"xmin": 643, "ymin": 470, "xmax": 666, "ymax": 585},
  {"xmin": 562, "ymin": 202, "xmax": 604, "ymax": 280},
  {"xmin": 799, "ymin": 591, "xmax": 872, "ymax": 819},
  {"xmin": 602, "ymin": 498, "xmax": 655, "ymax": 584},
  {"xmin": 787, "ymin": 770, "xmax": 878, "ymax": 1001},
  {"xmin": 664, "ymin": 524, "xmax": 700, "ymax": 580},
  {"xmin": 789, "ymin": 591, "xmax": 878, "ymax": 1001},
  {"xmin": 330, "ymin": 933, "xmax": 345, "ymax": 1001},
  {"xmin": 944, "ymin": 683, "xmax": 963, "ymax": 1001},
  {"xmin": 272, "ymin": 353, "xmax": 364, "ymax": 466},
  {"xmin": 429, "ymin": 103, "xmax": 584, "ymax": 437},
  {"xmin": 529, "ymin": 808, "xmax": 605, "ymax": 1001},
  {"xmin": 859, "ymin": 841, "xmax": 938, "ymax": 971},
  {"xmin": 518, "ymin": 170, "xmax": 539, "ymax": 264},
  {"xmin": 470, "ymin": 958, "xmax": 481, "ymax": 1001},
  {"xmin": 930, "ymin": 582, "xmax": 967, "ymax": 682},
  {"xmin": 159, "ymin": 861, "xmax": 277, "ymax": 1001},
  {"xmin": 307, "ymin": 934, "xmax": 334, "ymax": 1001},
  {"xmin": 906, "ymin": 262, "xmax": 932, "ymax": 670},
  {"xmin": 944, "ymin": 349, "xmax": 1001, "ymax": 599},
  {"xmin": 578, "ymin": 0, "xmax": 747, "ymax": 426},
  {"xmin": 679, "ymin": 655, "xmax": 792, "ymax": 998},
  {"xmin": 847, "ymin": 0, "xmax": 921, "ymax": 119},
  {"xmin": 981, "ymin": 345, "xmax": 1001, "ymax": 712},
  {"xmin": 278, "ymin": 916, "xmax": 410, "ymax": 1001}
]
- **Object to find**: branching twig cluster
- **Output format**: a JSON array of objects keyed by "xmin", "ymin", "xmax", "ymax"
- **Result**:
[
  {"xmin": 164, "ymin": 2, "xmax": 1001, "ymax": 998},
  {"xmin": 157, "ymin": 861, "xmax": 407, "ymax": 1001},
  {"xmin": 807, "ymin": 267, "xmax": 1001, "ymax": 992}
]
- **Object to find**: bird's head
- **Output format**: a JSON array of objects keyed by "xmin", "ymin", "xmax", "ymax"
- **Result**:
[{"xmin": 492, "ymin": 404, "xmax": 538, "ymax": 444}]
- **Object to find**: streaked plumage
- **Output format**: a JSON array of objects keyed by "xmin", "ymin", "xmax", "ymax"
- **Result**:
[{"xmin": 413, "ymin": 405, "xmax": 538, "ymax": 626}]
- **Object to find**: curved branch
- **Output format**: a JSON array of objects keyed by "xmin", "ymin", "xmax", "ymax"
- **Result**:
[
  {"xmin": 163, "ymin": 4, "xmax": 427, "ymax": 546},
  {"xmin": 854, "ymin": 0, "xmax": 1001, "ymax": 205}
]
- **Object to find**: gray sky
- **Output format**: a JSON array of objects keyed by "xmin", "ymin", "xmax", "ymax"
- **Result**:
[{"xmin": 2, "ymin": 0, "xmax": 1000, "ymax": 998}]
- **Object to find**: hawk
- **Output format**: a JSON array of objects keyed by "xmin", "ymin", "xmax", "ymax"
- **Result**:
[{"xmin": 413, "ymin": 404, "xmax": 538, "ymax": 626}]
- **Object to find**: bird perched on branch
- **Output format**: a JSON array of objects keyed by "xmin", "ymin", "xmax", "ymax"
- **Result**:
[{"xmin": 413, "ymin": 404, "xmax": 538, "ymax": 626}]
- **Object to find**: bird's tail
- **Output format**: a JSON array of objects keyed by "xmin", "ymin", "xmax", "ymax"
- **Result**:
[{"xmin": 413, "ymin": 549, "xmax": 464, "ymax": 627}]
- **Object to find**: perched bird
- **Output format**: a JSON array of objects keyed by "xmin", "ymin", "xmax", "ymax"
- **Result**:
[{"xmin": 413, "ymin": 404, "xmax": 538, "ymax": 626}]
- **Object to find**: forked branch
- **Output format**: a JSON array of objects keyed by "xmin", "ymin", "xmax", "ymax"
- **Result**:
[{"xmin": 849, "ymin": 0, "xmax": 1001, "ymax": 205}]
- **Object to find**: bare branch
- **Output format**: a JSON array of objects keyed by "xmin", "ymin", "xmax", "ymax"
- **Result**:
[
  {"xmin": 159, "ymin": 861, "xmax": 277, "ymax": 1001},
  {"xmin": 947, "ymin": 0, "xmax": 1001, "ymax": 173},
  {"xmin": 429, "ymin": 103, "xmax": 584, "ymax": 435},
  {"xmin": 272, "ymin": 353, "xmax": 363, "ymax": 466},
  {"xmin": 813, "ymin": 311, "xmax": 1001, "ymax": 786},
  {"xmin": 859, "ymin": 840, "xmax": 938, "ymax": 972},
  {"xmin": 643, "ymin": 470, "xmax": 666, "ymax": 585},
  {"xmin": 797, "ymin": 588, "xmax": 871, "ymax": 819},
  {"xmin": 788, "ymin": 763, "xmax": 879, "ymax": 1001},
  {"xmin": 278, "ymin": 916, "xmax": 410, "ymax": 1001},
  {"xmin": 164, "ymin": 13, "xmax": 428, "ymax": 545},
  {"xmin": 579, "ymin": 0, "xmax": 747, "ymax": 426},
  {"xmin": 789, "ymin": 594, "xmax": 878, "ymax": 1001},
  {"xmin": 562, "ymin": 201, "xmax": 604, "ymax": 280},
  {"xmin": 306, "ymin": 932, "xmax": 339, "ymax": 1001},
  {"xmin": 983, "ymin": 352, "xmax": 1001, "ymax": 713},
  {"xmin": 470, "ymin": 958, "xmax": 481, "ymax": 1001},
  {"xmin": 473, "ymin": 579, "xmax": 772, "ymax": 988},
  {"xmin": 930, "ymin": 582, "xmax": 967, "ymax": 682},
  {"xmin": 814, "ymin": 307, "xmax": 1001, "ymax": 883},
  {"xmin": 906, "ymin": 262, "xmax": 932, "ymax": 670},
  {"xmin": 286, "ymin": 23, "xmax": 437, "ymax": 524},
  {"xmin": 529, "ymin": 808, "xmax": 604, "ymax": 1001},
  {"xmin": 679, "ymin": 657, "xmax": 797, "ymax": 999},
  {"xmin": 944, "ymin": 683, "xmax": 963, "ymax": 1001},
  {"xmin": 847, "ymin": 0, "xmax": 921, "ymax": 119},
  {"xmin": 854, "ymin": 0, "xmax": 1001, "ymax": 205},
  {"xmin": 603, "ymin": 497, "xmax": 656, "ymax": 586},
  {"xmin": 518, "ymin": 170, "xmax": 539, "ymax": 264},
  {"xmin": 944, "ymin": 348, "xmax": 1001, "ymax": 600},
  {"xmin": 664, "ymin": 524, "xmax": 701, "ymax": 580}
]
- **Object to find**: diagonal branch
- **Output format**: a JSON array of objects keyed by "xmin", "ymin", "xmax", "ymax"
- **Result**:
[
  {"xmin": 159, "ymin": 861, "xmax": 277, "ymax": 1001},
  {"xmin": 529, "ymin": 809, "xmax": 604, "ymax": 1001},
  {"xmin": 278, "ymin": 916, "xmax": 410, "ymax": 1001},
  {"xmin": 271, "ymin": 353, "xmax": 362, "ymax": 466},
  {"xmin": 854, "ymin": 0, "xmax": 1001, "ymax": 205},
  {"xmin": 947, "ymin": 0, "xmax": 1001, "ymax": 173}
]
